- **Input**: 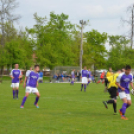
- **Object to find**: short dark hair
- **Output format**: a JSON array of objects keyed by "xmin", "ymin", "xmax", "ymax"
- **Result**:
[
  {"xmin": 125, "ymin": 65, "xmax": 131, "ymax": 70},
  {"xmin": 34, "ymin": 65, "xmax": 39, "ymax": 68}
]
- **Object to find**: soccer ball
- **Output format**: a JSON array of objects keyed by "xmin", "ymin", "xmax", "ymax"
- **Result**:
[{"xmin": 131, "ymin": 89, "xmax": 134, "ymax": 95}]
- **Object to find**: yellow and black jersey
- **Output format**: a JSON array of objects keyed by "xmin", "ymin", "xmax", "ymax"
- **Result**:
[
  {"xmin": 107, "ymin": 73, "xmax": 119, "ymax": 89},
  {"xmin": 106, "ymin": 71, "xmax": 113, "ymax": 77}
]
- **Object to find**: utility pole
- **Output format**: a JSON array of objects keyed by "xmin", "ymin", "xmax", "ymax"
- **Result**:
[{"xmin": 79, "ymin": 20, "xmax": 86, "ymax": 71}]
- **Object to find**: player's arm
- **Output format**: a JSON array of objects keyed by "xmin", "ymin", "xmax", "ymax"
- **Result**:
[
  {"xmin": 130, "ymin": 82, "xmax": 134, "ymax": 89},
  {"xmin": 116, "ymin": 74, "xmax": 125, "ymax": 91},
  {"xmin": 18, "ymin": 71, "xmax": 23, "ymax": 79},
  {"xmin": 23, "ymin": 76, "xmax": 27, "ymax": 88},
  {"xmin": 10, "ymin": 70, "xmax": 14, "ymax": 79},
  {"xmin": 36, "ymin": 81, "xmax": 38, "ymax": 87}
]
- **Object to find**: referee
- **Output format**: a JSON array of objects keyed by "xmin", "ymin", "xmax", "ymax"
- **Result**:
[{"xmin": 103, "ymin": 70, "xmax": 121, "ymax": 114}]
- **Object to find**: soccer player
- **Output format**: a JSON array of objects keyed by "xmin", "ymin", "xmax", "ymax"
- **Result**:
[
  {"xmin": 10, "ymin": 64, "xmax": 22, "ymax": 99},
  {"xmin": 81, "ymin": 66, "xmax": 88, "ymax": 92},
  {"xmin": 104, "ymin": 68, "xmax": 113, "ymax": 92},
  {"xmin": 97, "ymin": 71, "xmax": 105, "ymax": 84},
  {"xmin": 20, "ymin": 65, "xmax": 40, "ymax": 108},
  {"xmin": 87, "ymin": 69, "xmax": 91, "ymax": 85},
  {"xmin": 24, "ymin": 67, "xmax": 33, "ymax": 87},
  {"xmin": 106, "ymin": 67, "xmax": 113, "ymax": 77},
  {"xmin": 116, "ymin": 65, "xmax": 134, "ymax": 120},
  {"xmin": 70, "ymin": 69, "xmax": 75, "ymax": 85},
  {"xmin": 103, "ymin": 70, "xmax": 121, "ymax": 114}
]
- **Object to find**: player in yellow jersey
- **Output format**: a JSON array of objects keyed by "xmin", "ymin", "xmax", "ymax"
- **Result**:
[
  {"xmin": 106, "ymin": 67, "xmax": 113, "ymax": 77},
  {"xmin": 103, "ymin": 70, "xmax": 121, "ymax": 114}
]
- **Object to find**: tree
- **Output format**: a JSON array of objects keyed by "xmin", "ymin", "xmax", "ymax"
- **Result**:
[
  {"xmin": 84, "ymin": 30, "xmax": 108, "ymax": 73},
  {"xmin": 121, "ymin": 4, "xmax": 134, "ymax": 48}
]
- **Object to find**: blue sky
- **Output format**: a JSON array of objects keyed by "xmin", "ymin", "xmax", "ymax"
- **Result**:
[{"xmin": 15, "ymin": 0, "xmax": 134, "ymax": 49}]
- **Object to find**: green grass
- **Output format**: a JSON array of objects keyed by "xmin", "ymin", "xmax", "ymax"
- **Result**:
[{"xmin": 0, "ymin": 82, "xmax": 134, "ymax": 134}]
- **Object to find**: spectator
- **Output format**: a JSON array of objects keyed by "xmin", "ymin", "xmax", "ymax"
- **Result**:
[
  {"xmin": 76, "ymin": 70, "xmax": 81, "ymax": 82},
  {"xmin": 38, "ymin": 71, "xmax": 43, "ymax": 83}
]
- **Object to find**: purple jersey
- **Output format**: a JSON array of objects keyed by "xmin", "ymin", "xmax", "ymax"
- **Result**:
[
  {"xmin": 10, "ymin": 69, "xmax": 21, "ymax": 83},
  {"xmin": 26, "ymin": 71, "xmax": 39, "ymax": 88},
  {"xmin": 81, "ymin": 70, "xmax": 88, "ymax": 77},
  {"xmin": 116, "ymin": 72, "xmax": 133, "ymax": 94},
  {"xmin": 71, "ymin": 71, "xmax": 75, "ymax": 78}
]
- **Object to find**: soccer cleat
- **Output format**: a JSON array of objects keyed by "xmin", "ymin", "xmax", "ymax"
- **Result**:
[
  {"xmin": 121, "ymin": 115, "xmax": 128, "ymax": 120},
  {"xmin": 119, "ymin": 110, "xmax": 123, "ymax": 116},
  {"xmin": 34, "ymin": 104, "xmax": 39, "ymax": 108},
  {"xmin": 20, "ymin": 106, "xmax": 24, "ymax": 108},
  {"xmin": 103, "ymin": 101, "xmax": 108, "ymax": 109}
]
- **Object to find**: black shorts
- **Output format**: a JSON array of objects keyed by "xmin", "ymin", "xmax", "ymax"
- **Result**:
[{"xmin": 108, "ymin": 87, "xmax": 117, "ymax": 99}]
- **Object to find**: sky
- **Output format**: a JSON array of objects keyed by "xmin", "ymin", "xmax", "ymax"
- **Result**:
[{"xmin": 15, "ymin": 0, "xmax": 134, "ymax": 50}]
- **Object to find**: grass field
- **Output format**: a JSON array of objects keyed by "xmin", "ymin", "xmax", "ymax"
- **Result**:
[{"xmin": 0, "ymin": 82, "xmax": 134, "ymax": 134}]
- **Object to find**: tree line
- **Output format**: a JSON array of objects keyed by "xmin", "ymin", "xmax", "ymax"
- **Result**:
[{"xmin": 0, "ymin": 0, "xmax": 134, "ymax": 76}]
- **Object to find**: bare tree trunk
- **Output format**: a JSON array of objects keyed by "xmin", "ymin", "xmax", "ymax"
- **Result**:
[{"xmin": 131, "ymin": 6, "xmax": 134, "ymax": 48}]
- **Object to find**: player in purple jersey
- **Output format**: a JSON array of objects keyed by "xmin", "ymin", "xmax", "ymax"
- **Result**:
[
  {"xmin": 116, "ymin": 65, "xmax": 134, "ymax": 120},
  {"xmin": 24, "ymin": 67, "xmax": 33, "ymax": 87},
  {"xmin": 70, "ymin": 69, "xmax": 75, "ymax": 85},
  {"xmin": 10, "ymin": 64, "xmax": 22, "ymax": 99},
  {"xmin": 81, "ymin": 66, "xmax": 88, "ymax": 92},
  {"xmin": 87, "ymin": 69, "xmax": 91, "ymax": 85},
  {"xmin": 20, "ymin": 65, "xmax": 40, "ymax": 108}
]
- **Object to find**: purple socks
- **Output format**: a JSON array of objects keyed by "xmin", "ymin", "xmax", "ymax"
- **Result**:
[
  {"xmin": 21, "ymin": 96, "xmax": 27, "ymax": 106},
  {"xmin": 16, "ymin": 90, "xmax": 19, "ymax": 98},
  {"xmin": 84, "ymin": 85, "xmax": 86, "ymax": 92},
  {"xmin": 34, "ymin": 97, "xmax": 39, "ymax": 105},
  {"xmin": 13, "ymin": 90, "xmax": 15, "ymax": 98},
  {"xmin": 120, "ymin": 103, "xmax": 127, "ymax": 115}
]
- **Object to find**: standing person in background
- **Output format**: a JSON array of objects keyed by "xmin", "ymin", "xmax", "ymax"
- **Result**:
[
  {"xmin": 10, "ymin": 64, "xmax": 22, "ymax": 99},
  {"xmin": 38, "ymin": 70, "xmax": 43, "ymax": 83},
  {"xmin": 76, "ymin": 70, "xmax": 81, "ymax": 82},
  {"xmin": 81, "ymin": 66, "xmax": 88, "ymax": 92},
  {"xmin": 70, "ymin": 69, "xmax": 75, "ymax": 85},
  {"xmin": 61, "ymin": 73, "xmax": 64, "ymax": 82},
  {"xmin": 87, "ymin": 69, "xmax": 91, "ymax": 85}
]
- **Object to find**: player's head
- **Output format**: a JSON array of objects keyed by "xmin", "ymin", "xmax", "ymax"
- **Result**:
[
  {"xmin": 84, "ymin": 66, "xmax": 87, "ymax": 70},
  {"xmin": 125, "ymin": 65, "xmax": 131, "ymax": 75},
  {"xmin": 14, "ymin": 64, "xmax": 19, "ymax": 69},
  {"xmin": 117, "ymin": 70, "xmax": 121, "ymax": 74},
  {"xmin": 88, "ymin": 68, "xmax": 90, "ymax": 71},
  {"xmin": 30, "ymin": 67, "xmax": 32, "ymax": 70},
  {"xmin": 34, "ymin": 65, "xmax": 40, "ymax": 72},
  {"xmin": 109, "ymin": 67, "xmax": 112, "ymax": 72},
  {"xmin": 121, "ymin": 67, "xmax": 125, "ymax": 72}
]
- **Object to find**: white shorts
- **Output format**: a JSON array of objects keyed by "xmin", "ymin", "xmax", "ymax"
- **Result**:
[
  {"xmin": 26, "ymin": 86, "xmax": 39, "ymax": 94},
  {"xmin": 72, "ymin": 78, "xmax": 75, "ymax": 81},
  {"xmin": 82, "ymin": 77, "xmax": 88, "ymax": 84},
  {"xmin": 11, "ymin": 83, "xmax": 19, "ymax": 88},
  {"xmin": 38, "ymin": 77, "xmax": 43, "ymax": 81},
  {"xmin": 88, "ymin": 78, "xmax": 92, "ymax": 81},
  {"xmin": 119, "ymin": 92, "xmax": 131, "ymax": 100}
]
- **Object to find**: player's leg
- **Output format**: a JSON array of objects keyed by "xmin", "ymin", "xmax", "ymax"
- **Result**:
[
  {"xmin": 34, "ymin": 92, "xmax": 40, "ymax": 108},
  {"xmin": 126, "ymin": 94, "xmax": 132, "ymax": 109},
  {"xmin": 12, "ymin": 83, "xmax": 16, "ymax": 99},
  {"xmin": 119, "ymin": 93, "xmax": 128, "ymax": 120},
  {"xmin": 81, "ymin": 83, "xmax": 83, "ymax": 91},
  {"xmin": 20, "ymin": 92, "xmax": 29, "ymax": 108},
  {"xmin": 15, "ymin": 83, "xmax": 19, "ymax": 99},
  {"xmin": 84, "ymin": 84, "xmax": 87, "ymax": 92}
]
